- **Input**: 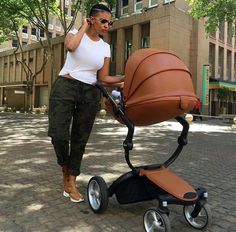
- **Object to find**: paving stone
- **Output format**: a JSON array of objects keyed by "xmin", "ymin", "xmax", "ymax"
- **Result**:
[{"xmin": 0, "ymin": 113, "xmax": 236, "ymax": 232}]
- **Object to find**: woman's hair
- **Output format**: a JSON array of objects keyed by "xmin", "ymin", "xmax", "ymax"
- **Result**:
[{"xmin": 89, "ymin": 4, "xmax": 111, "ymax": 17}]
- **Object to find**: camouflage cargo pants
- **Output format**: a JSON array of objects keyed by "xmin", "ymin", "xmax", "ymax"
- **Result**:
[{"xmin": 48, "ymin": 76, "xmax": 100, "ymax": 176}]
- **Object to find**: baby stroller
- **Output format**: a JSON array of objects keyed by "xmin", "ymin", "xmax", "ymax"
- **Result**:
[{"xmin": 87, "ymin": 49, "xmax": 212, "ymax": 232}]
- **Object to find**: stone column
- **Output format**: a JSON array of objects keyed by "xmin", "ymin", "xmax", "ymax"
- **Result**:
[
  {"xmin": 132, "ymin": 24, "xmax": 141, "ymax": 53},
  {"xmin": 116, "ymin": 28, "xmax": 125, "ymax": 74}
]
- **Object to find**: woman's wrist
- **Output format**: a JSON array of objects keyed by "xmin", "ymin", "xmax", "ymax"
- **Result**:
[{"xmin": 78, "ymin": 24, "xmax": 88, "ymax": 34}]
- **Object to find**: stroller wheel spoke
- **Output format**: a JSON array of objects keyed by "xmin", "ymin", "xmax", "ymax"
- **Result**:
[
  {"xmin": 90, "ymin": 190, "xmax": 96, "ymax": 196},
  {"xmin": 95, "ymin": 197, "xmax": 100, "ymax": 205},
  {"xmin": 151, "ymin": 211, "xmax": 158, "ymax": 221},
  {"xmin": 183, "ymin": 203, "xmax": 212, "ymax": 230},
  {"xmin": 146, "ymin": 224, "xmax": 153, "ymax": 232}
]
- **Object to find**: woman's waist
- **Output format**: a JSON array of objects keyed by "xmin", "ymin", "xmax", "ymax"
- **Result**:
[
  {"xmin": 60, "ymin": 73, "xmax": 96, "ymax": 85},
  {"xmin": 60, "ymin": 74, "xmax": 94, "ymax": 85},
  {"xmin": 62, "ymin": 74, "xmax": 75, "ymax": 80}
]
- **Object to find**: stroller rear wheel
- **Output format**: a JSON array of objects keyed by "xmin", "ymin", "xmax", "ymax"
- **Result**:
[
  {"xmin": 143, "ymin": 207, "xmax": 171, "ymax": 232},
  {"xmin": 183, "ymin": 202, "xmax": 212, "ymax": 230},
  {"xmin": 87, "ymin": 176, "xmax": 109, "ymax": 214}
]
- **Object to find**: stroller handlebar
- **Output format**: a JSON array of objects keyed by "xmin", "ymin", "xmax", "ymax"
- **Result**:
[
  {"xmin": 95, "ymin": 82, "xmax": 135, "ymax": 170},
  {"xmin": 95, "ymin": 82, "xmax": 190, "ymax": 171}
]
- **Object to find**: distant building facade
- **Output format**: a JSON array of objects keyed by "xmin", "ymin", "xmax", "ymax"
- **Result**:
[
  {"xmin": 106, "ymin": 0, "xmax": 236, "ymax": 115},
  {"xmin": 0, "ymin": 0, "xmax": 82, "ymax": 52}
]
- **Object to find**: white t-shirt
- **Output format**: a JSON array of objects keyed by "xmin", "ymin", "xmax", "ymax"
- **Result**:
[{"xmin": 59, "ymin": 29, "xmax": 111, "ymax": 84}]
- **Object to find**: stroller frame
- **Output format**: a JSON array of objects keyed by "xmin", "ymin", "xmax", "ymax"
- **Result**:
[{"xmin": 87, "ymin": 83, "xmax": 212, "ymax": 232}]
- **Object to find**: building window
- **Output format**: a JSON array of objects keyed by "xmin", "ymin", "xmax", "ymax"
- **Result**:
[
  {"xmin": 55, "ymin": 18, "xmax": 61, "ymax": 32},
  {"xmin": 22, "ymin": 25, "xmax": 28, "ymax": 33},
  {"xmin": 110, "ymin": 43, "xmax": 116, "ymax": 62},
  {"xmin": 48, "ymin": 32, "xmax": 53, "ymax": 38},
  {"xmin": 149, "ymin": 0, "xmax": 158, "ymax": 7},
  {"xmin": 163, "ymin": 0, "xmax": 175, "ymax": 4},
  {"xmin": 226, "ymin": 50, "xmax": 231, "ymax": 80},
  {"xmin": 35, "ymin": 86, "xmax": 49, "ymax": 108},
  {"xmin": 141, "ymin": 23, "xmax": 150, "ymax": 48},
  {"xmin": 31, "ymin": 28, "xmax": 37, "ymax": 36},
  {"xmin": 122, "ymin": 0, "xmax": 128, "ymax": 15},
  {"xmin": 227, "ymin": 22, "xmax": 232, "ymax": 44},
  {"xmin": 134, "ymin": 0, "xmax": 142, "ymax": 12},
  {"xmin": 56, "ymin": 19, "xmax": 61, "ymax": 27},
  {"xmin": 40, "ymin": 29, "xmax": 45, "ymax": 37},
  {"xmin": 219, "ymin": 22, "xmax": 224, "ymax": 42},
  {"xmin": 141, "ymin": 37, "xmax": 150, "ymax": 48},
  {"xmin": 12, "ymin": 40, "xmax": 19, "ymax": 47},
  {"xmin": 209, "ymin": 43, "xmax": 215, "ymax": 78},
  {"xmin": 218, "ymin": 47, "xmax": 224, "ymax": 79},
  {"xmin": 110, "ymin": 31, "xmax": 117, "ymax": 62},
  {"xmin": 64, "ymin": 7, "xmax": 68, "ymax": 15},
  {"xmin": 125, "ymin": 28, "xmax": 132, "ymax": 61},
  {"xmin": 71, "ymin": 9, "xmax": 75, "ymax": 17},
  {"xmin": 125, "ymin": 40, "xmax": 132, "ymax": 60},
  {"xmin": 48, "ymin": 16, "xmax": 54, "ymax": 29}
]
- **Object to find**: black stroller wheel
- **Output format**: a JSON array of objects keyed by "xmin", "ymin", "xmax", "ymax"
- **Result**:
[
  {"xmin": 183, "ymin": 202, "xmax": 212, "ymax": 230},
  {"xmin": 87, "ymin": 176, "xmax": 109, "ymax": 214},
  {"xmin": 143, "ymin": 207, "xmax": 171, "ymax": 232}
]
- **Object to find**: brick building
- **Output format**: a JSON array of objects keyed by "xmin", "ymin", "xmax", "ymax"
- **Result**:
[{"xmin": 107, "ymin": 0, "xmax": 236, "ymax": 115}]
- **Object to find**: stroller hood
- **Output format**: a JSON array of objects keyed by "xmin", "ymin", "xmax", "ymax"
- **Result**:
[{"xmin": 107, "ymin": 48, "xmax": 197, "ymax": 126}]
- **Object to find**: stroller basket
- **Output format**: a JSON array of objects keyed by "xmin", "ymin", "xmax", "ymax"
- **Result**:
[{"xmin": 106, "ymin": 48, "xmax": 197, "ymax": 126}]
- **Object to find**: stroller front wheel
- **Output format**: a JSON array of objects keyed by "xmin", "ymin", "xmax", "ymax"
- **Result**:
[
  {"xmin": 183, "ymin": 202, "xmax": 212, "ymax": 230},
  {"xmin": 87, "ymin": 176, "xmax": 109, "ymax": 214},
  {"xmin": 143, "ymin": 207, "xmax": 171, "ymax": 232}
]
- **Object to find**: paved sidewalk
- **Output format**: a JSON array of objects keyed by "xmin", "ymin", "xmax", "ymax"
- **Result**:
[{"xmin": 0, "ymin": 112, "xmax": 236, "ymax": 232}]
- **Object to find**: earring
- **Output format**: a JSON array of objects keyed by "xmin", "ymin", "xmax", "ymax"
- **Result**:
[{"xmin": 90, "ymin": 17, "xmax": 94, "ymax": 25}]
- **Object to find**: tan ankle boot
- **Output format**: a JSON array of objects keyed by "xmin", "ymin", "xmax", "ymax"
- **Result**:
[
  {"xmin": 62, "ymin": 166, "xmax": 70, "ymax": 197},
  {"xmin": 67, "ymin": 175, "xmax": 84, "ymax": 203}
]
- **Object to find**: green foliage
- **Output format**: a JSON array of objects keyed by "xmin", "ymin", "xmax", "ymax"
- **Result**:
[
  {"xmin": 0, "ymin": 0, "xmax": 83, "ymax": 44},
  {"xmin": 188, "ymin": 0, "xmax": 236, "ymax": 33},
  {"xmin": 0, "ymin": 0, "xmax": 54, "ymax": 43},
  {"xmin": 217, "ymin": 87, "xmax": 231, "ymax": 101},
  {"xmin": 0, "ymin": 1, "xmax": 24, "ymax": 43},
  {"xmin": 0, "ymin": 0, "xmax": 83, "ymax": 110}
]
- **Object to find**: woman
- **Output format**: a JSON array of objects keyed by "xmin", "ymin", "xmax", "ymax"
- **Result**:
[{"xmin": 48, "ymin": 4, "xmax": 124, "ymax": 203}]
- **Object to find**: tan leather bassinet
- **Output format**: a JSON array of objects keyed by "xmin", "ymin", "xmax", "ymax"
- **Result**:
[{"xmin": 106, "ymin": 48, "xmax": 197, "ymax": 126}]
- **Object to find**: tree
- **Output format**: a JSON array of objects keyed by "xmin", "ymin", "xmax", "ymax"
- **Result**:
[
  {"xmin": 187, "ymin": 0, "xmax": 236, "ymax": 33},
  {"xmin": 54, "ymin": 0, "xmax": 82, "ymax": 33},
  {"xmin": 0, "ymin": 0, "xmax": 114, "ymax": 110},
  {"xmin": 0, "ymin": 0, "xmax": 82, "ymax": 110}
]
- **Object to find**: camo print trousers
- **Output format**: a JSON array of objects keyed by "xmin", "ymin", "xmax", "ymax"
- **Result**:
[{"xmin": 48, "ymin": 76, "xmax": 100, "ymax": 176}]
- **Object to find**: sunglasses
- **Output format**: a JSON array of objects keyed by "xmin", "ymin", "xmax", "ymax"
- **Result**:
[{"xmin": 97, "ymin": 18, "xmax": 113, "ymax": 27}]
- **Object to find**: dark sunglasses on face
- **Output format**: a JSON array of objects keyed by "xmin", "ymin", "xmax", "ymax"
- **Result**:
[{"xmin": 98, "ymin": 18, "xmax": 113, "ymax": 27}]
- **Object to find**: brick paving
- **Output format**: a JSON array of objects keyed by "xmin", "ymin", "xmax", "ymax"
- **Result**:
[{"xmin": 0, "ymin": 112, "xmax": 236, "ymax": 232}]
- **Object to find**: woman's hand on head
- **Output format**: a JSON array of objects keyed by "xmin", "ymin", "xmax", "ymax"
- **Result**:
[{"xmin": 82, "ymin": 18, "xmax": 91, "ymax": 30}]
